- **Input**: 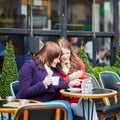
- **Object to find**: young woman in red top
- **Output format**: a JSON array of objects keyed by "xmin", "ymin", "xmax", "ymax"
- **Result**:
[
  {"xmin": 56, "ymin": 38, "xmax": 86, "ymax": 103},
  {"xmin": 56, "ymin": 39, "xmax": 98, "ymax": 120}
]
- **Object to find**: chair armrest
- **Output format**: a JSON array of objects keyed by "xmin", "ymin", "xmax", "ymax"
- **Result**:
[{"xmin": 96, "ymin": 104, "xmax": 120, "ymax": 114}]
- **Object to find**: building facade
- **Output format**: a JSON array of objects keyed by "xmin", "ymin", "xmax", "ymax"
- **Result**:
[{"xmin": 0, "ymin": 0, "xmax": 119, "ymax": 71}]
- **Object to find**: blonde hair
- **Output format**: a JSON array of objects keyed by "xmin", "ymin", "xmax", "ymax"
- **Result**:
[{"xmin": 56, "ymin": 38, "xmax": 79, "ymax": 74}]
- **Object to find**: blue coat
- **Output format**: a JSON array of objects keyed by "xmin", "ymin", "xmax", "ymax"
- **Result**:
[{"xmin": 16, "ymin": 59, "xmax": 69, "ymax": 102}]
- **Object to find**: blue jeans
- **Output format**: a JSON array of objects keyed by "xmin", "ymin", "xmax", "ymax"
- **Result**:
[{"xmin": 71, "ymin": 99, "xmax": 98, "ymax": 120}]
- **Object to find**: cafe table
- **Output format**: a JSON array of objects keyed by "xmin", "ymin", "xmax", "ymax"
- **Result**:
[
  {"xmin": 0, "ymin": 99, "xmax": 42, "ymax": 120},
  {"xmin": 60, "ymin": 88, "xmax": 117, "ymax": 120}
]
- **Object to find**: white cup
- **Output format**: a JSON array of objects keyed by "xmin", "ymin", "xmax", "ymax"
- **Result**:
[
  {"xmin": 52, "ymin": 76, "xmax": 60, "ymax": 85},
  {"xmin": 19, "ymin": 99, "xmax": 29, "ymax": 105},
  {"xmin": 6, "ymin": 96, "xmax": 16, "ymax": 102}
]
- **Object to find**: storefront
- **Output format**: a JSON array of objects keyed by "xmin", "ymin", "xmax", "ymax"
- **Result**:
[{"xmin": 0, "ymin": 0, "xmax": 119, "ymax": 71}]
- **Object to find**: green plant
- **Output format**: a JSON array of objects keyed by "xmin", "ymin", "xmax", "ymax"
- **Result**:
[
  {"xmin": 91, "ymin": 66, "xmax": 120, "ymax": 80},
  {"xmin": 78, "ymin": 42, "xmax": 93, "ymax": 73},
  {"xmin": 0, "ymin": 43, "xmax": 18, "ymax": 98},
  {"xmin": 78, "ymin": 42, "xmax": 120, "ymax": 88},
  {"xmin": 90, "ymin": 66, "xmax": 120, "ymax": 88}
]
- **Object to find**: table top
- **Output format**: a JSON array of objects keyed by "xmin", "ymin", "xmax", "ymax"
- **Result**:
[
  {"xmin": 60, "ymin": 88, "xmax": 117, "ymax": 99},
  {"xmin": 0, "ymin": 99, "xmax": 42, "ymax": 113}
]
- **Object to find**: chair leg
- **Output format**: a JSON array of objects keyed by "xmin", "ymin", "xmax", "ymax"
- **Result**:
[
  {"xmin": 114, "ymin": 112, "xmax": 120, "ymax": 120},
  {"xmin": 55, "ymin": 108, "xmax": 61, "ymax": 120},
  {"xmin": 98, "ymin": 113, "xmax": 108, "ymax": 120},
  {"xmin": 99, "ymin": 113, "xmax": 103, "ymax": 120}
]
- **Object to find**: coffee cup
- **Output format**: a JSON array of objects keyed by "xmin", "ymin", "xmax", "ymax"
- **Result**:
[
  {"xmin": 19, "ymin": 99, "xmax": 29, "ymax": 105},
  {"xmin": 52, "ymin": 76, "xmax": 59, "ymax": 85},
  {"xmin": 6, "ymin": 96, "xmax": 16, "ymax": 102}
]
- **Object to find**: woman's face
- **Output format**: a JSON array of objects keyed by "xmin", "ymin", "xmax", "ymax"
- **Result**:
[
  {"xmin": 51, "ymin": 56, "xmax": 60, "ymax": 68},
  {"xmin": 60, "ymin": 48, "xmax": 71, "ymax": 63}
]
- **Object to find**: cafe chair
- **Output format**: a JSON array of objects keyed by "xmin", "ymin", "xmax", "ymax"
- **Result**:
[
  {"xmin": 0, "ymin": 81, "xmax": 19, "ymax": 120},
  {"xmin": 86, "ymin": 73, "xmax": 101, "ymax": 89},
  {"xmin": 86, "ymin": 73, "xmax": 105, "ymax": 119},
  {"xmin": 96, "ymin": 91, "xmax": 120, "ymax": 120},
  {"xmin": 98, "ymin": 71, "xmax": 120, "ymax": 90},
  {"xmin": 98, "ymin": 71, "xmax": 120, "ymax": 120},
  {"xmin": 14, "ymin": 101, "xmax": 71, "ymax": 120},
  {"xmin": 99, "ymin": 71, "xmax": 120, "ymax": 105},
  {"xmin": 86, "ymin": 73, "xmax": 120, "ymax": 120},
  {"xmin": 10, "ymin": 80, "xmax": 19, "ymax": 96}
]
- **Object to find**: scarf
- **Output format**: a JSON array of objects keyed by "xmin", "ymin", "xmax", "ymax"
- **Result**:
[{"xmin": 61, "ymin": 61, "xmax": 71, "ymax": 75}]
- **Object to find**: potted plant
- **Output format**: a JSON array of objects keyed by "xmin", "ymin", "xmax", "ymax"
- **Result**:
[
  {"xmin": 78, "ymin": 42, "xmax": 93, "ymax": 73},
  {"xmin": 0, "ymin": 43, "xmax": 18, "ymax": 98}
]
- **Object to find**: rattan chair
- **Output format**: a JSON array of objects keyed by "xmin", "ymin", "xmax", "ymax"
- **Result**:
[
  {"xmin": 14, "ymin": 101, "xmax": 70, "ymax": 120},
  {"xmin": 98, "ymin": 71, "xmax": 120, "ymax": 119},
  {"xmin": 98, "ymin": 71, "xmax": 120, "ymax": 106},
  {"xmin": 87, "ymin": 73, "xmax": 120, "ymax": 120},
  {"xmin": 99, "ymin": 71, "xmax": 120, "ymax": 90}
]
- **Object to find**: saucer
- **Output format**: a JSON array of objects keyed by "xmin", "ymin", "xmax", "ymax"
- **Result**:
[{"xmin": 67, "ymin": 88, "xmax": 82, "ymax": 93}]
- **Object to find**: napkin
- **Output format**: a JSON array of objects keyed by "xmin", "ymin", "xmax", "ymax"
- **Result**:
[
  {"xmin": 44, "ymin": 64, "xmax": 53, "ymax": 76},
  {"xmin": 3, "ymin": 102, "xmax": 21, "ymax": 108},
  {"xmin": 3, "ymin": 102, "xmax": 42, "ymax": 108}
]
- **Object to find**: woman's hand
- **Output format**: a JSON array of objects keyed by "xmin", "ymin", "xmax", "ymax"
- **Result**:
[
  {"xmin": 69, "ymin": 70, "xmax": 83, "ymax": 80},
  {"xmin": 43, "ymin": 76, "xmax": 53, "ymax": 87},
  {"xmin": 69, "ymin": 79, "xmax": 81, "ymax": 87}
]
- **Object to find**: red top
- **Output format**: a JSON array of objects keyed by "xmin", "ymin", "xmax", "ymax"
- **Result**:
[{"xmin": 57, "ymin": 57, "xmax": 87, "ymax": 103}]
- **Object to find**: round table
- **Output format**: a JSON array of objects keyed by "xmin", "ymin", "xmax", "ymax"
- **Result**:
[
  {"xmin": 60, "ymin": 88, "xmax": 117, "ymax": 120},
  {"xmin": 0, "ymin": 99, "xmax": 42, "ymax": 120},
  {"xmin": 60, "ymin": 88, "xmax": 117, "ymax": 99}
]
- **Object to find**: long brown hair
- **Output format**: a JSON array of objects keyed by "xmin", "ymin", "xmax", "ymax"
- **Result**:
[
  {"xmin": 56, "ymin": 38, "xmax": 79, "ymax": 74},
  {"xmin": 33, "ymin": 41, "xmax": 61, "ymax": 69}
]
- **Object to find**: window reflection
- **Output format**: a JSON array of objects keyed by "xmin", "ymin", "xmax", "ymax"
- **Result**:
[
  {"xmin": 67, "ymin": 0, "xmax": 91, "ymax": 31},
  {"xmin": 58, "ymin": 36, "xmax": 111, "ymax": 67},
  {"xmin": 84, "ymin": 37, "xmax": 111, "ymax": 66},
  {"xmin": 0, "ymin": 0, "xmax": 60, "ymax": 30},
  {"xmin": 66, "ymin": 0, "xmax": 113, "ymax": 32},
  {"xmin": 0, "ymin": 0, "xmax": 113, "ymax": 32},
  {"xmin": 28, "ymin": 6, "xmax": 48, "ymax": 29},
  {"xmin": 0, "ymin": 35, "xmax": 60, "ymax": 72}
]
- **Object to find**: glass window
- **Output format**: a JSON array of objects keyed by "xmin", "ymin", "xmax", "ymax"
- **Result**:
[
  {"xmin": 0, "ymin": 0, "xmax": 61, "ymax": 30},
  {"xmin": 66, "ymin": 0, "xmax": 113, "ymax": 32},
  {"xmin": 0, "ymin": 35, "xmax": 24, "ymax": 72},
  {"xmin": 67, "ymin": 0, "xmax": 91, "ymax": 31},
  {"xmin": 0, "ymin": 0, "xmax": 114, "ymax": 32},
  {"xmin": 84, "ymin": 37, "xmax": 111, "ymax": 66},
  {"xmin": 99, "ymin": 0, "xmax": 113, "ymax": 32},
  {"xmin": 66, "ymin": 36, "xmax": 111, "ymax": 66},
  {"xmin": 0, "ymin": 35, "xmax": 60, "ymax": 71}
]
